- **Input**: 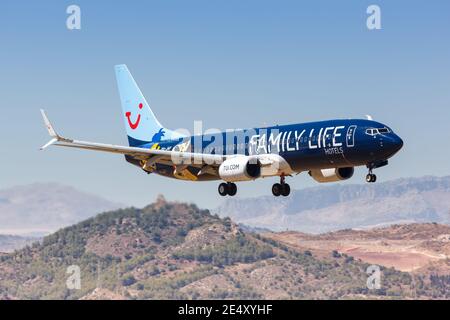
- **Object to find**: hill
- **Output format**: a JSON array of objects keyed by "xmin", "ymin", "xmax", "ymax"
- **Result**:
[
  {"xmin": 0, "ymin": 197, "xmax": 448, "ymax": 299},
  {"xmin": 266, "ymin": 223, "xmax": 450, "ymax": 273},
  {"xmin": 0, "ymin": 235, "xmax": 39, "ymax": 253},
  {"xmin": 215, "ymin": 176, "xmax": 450, "ymax": 233},
  {"xmin": 0, "ymin": 183, "xmax": 123, "ymax": 235}
]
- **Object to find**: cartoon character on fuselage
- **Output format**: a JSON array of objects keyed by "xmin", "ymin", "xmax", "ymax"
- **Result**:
[{"xmin": 40, "ymin": 65, "xmax": 403, "ymax": 197}]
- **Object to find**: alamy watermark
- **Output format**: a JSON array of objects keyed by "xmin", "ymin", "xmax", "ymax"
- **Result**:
[
  {"xmin": 66, "ymin": 265, "xmax": 81, "ymax": 290},
  {"xmin": 366, "ymin": 264, "xmax": 382, "ymax": 289},
  {"xmin": 66, "ymin": 5, "xmax": 81, "ymax": 30},
  {"xmin": 367, "ymin": 5, "xmax": 381, "ymax": 30}
]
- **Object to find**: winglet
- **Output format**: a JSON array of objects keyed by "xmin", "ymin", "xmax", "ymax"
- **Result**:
[
  {"xmin": 40, "ymin": 109, "xmax": 58, "ymax": 138},
  {"xmin": 40, "ymin": 138, "xmax": 58, "ymax": 150},
  {"xmin": 40, "ymin": 109, "xmax": 65, "ymax": 150}
]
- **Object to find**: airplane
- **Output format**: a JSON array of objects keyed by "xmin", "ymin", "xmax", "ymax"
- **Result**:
[{"xmin": 40, "ymin": 64, "xmax": 404, "ymax": 197}]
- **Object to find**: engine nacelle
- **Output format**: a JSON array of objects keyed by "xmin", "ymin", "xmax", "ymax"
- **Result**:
[
  {"xmin": 219, "ymin": 157, "xmax": 261, "ymax": 182},
  {"xmin": 309, "ymin": 167, "xmax": 354, "ymax": 183}
]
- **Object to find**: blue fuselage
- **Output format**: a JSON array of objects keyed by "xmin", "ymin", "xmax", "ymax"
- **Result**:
[{"xmin": 127, "ymin": 119, "xmax": 403, "ymax": 181}]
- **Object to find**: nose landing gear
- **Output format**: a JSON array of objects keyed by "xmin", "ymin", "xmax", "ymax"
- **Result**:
[
  {"xmin": 366, "ymin": 166, "xmax": 377, "ymax": 183},
  {"xmin": 366, "ymin": 172, "xmax": 377, "ymax": 183},
  {"xmin": 365, "ymin": 160, "xmax": 388, "ymax": 183},
  {"xmin": 272, "ymin": 175, "xmax": 291, "ymax": 197}
]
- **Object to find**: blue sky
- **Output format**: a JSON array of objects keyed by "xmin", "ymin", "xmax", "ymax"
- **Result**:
[{"xmin": 1, "ymin": 1, "xmax": 449, "ymax": 208}]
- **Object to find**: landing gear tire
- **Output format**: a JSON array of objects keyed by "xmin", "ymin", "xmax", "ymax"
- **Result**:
[
  {"xmin": 273, "ymin": 174, "xmax": 291, "ymax": 197},
  {"xmin": 272, "ymin": 183, "xmax": 291, "ymax": 197},
  {"xmin": 218, "ymin": 183, "xmax": 228, "ymax": 196},
  {"xmin": 366, "ymin": 174, "xmax": 377, "ymax": 183},
  {"xmin": 228, "ymin": 183, "xmax": 237, "ymax": 196},
  {"xmin": 281, "ymin": 183, "xmax": 291, "ymax": 197},
  {"xmin": 218, "ymin": 182, "xmax": 237, "ymax": 196},
  {"xmin": 272, "ymin": 183, "xmax": 282, "ymax": 197}
]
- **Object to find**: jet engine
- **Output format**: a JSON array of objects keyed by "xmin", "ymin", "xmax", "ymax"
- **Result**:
[
  {"xmin": 309, "ymin": 167, "xmax": 354, "ymax": 183},
  {"xmin": 218, "ymin": 156, "xmax": 261, "ymax": 182}
]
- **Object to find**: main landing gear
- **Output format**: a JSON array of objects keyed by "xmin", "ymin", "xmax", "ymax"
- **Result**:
[
  {"xmin": 218, "ymin": 182, "xmax": 237, "ymax": 197},
  {"xmin": 272, "ymin": 175, "xmax": 290, "ymax": 197}
]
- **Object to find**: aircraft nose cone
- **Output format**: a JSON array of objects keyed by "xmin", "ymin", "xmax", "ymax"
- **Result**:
[
  {"xmin": 396, "ymin": 135, "xmax": 404, "ymax": 151},
  {"xmin": 385, "ymin": 134, "xmax": 403, "ymax": 155}
]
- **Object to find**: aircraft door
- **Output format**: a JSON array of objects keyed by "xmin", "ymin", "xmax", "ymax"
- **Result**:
[{"xmin": 346, "ymin": 125, "xmax": 357, "ymax": 147}]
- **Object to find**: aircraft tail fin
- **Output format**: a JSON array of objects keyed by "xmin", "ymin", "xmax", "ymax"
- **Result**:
[{"xmin": 114, "ymin": 64, "xmax": 183, "ymax": 147}]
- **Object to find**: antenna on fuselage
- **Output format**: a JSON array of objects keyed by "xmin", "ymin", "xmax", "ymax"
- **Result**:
[{"xmin": 365, "ymin": 115, "xmax": 373, "ymax": 120}]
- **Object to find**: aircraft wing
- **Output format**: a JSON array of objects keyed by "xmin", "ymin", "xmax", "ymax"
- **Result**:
[{"xmin": 39, "ymin": 110, "xmax": 225, "ymax": 166}]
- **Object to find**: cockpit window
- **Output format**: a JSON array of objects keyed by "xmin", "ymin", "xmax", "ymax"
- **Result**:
[{"xmin": 365, "ymin": 127, "xmax": 391, "ymax": 136}]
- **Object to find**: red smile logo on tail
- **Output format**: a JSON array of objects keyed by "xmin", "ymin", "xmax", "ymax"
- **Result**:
[{"xmin": 125, "ymin": 103, "xmax": 143, "ymax": 130}]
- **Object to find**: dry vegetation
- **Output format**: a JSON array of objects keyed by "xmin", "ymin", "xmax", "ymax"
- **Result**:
[{"xmin": 0, "ymin": 198, "xmax": 448, "ymax": 300}]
